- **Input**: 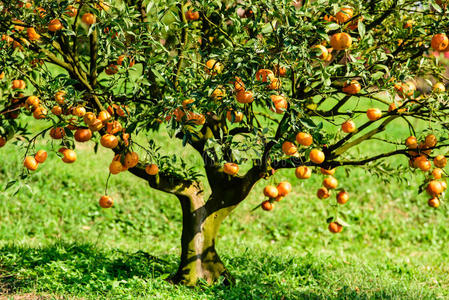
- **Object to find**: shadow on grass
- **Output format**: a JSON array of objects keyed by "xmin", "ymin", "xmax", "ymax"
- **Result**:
[{"xmin": 0, "ymin": 242, "xmax": 438, "ymax": 299}]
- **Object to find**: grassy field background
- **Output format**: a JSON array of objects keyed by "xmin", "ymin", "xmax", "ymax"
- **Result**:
[{"xmin": 1, "ymin": 111, "xmax": 449, "ymax": 299}]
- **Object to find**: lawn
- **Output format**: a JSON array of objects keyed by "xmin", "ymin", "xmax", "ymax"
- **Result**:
[{"xmin": 0, "ymin": 110, "xmax": 449, "ymax": 299}]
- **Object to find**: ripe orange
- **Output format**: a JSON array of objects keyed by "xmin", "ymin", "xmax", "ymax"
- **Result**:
[
  {"xmin": 431, "ymin": 33, "xmax": 449, "ymax": 51},
  {"xmin": 145, "ymin": 164, "xmax": 159, "ymax": 175},
  {"xmin": 433, "ymin": 82, "xmax": 446, "ymax": 93},
  {"xmin": 65, "ymin": 5, "xmax": 77, "ymax": 17},
  {"xmin": 24, "ymin": 156, "xmax": 38, "ymax": 171},
  {"xmin": 268, "ymin": 77, "xmax": 281, "ymax": 90},
  {"xmin": 320, "ymin": 167, "xmax": 335, "ymax": 175},
  {"xmin": 236, "ymin": 90, "xmax": 254, "ymax": 103},
  {"xmin": 432, "ymin": 168, "xmax": 443, "ymax": 180},
  {"xmin": 261, "ymin": 200, "xmax": 273, "ymax": 211},
  {"xmin": 83, "ymin": 112, "xmax": 97, "ymax": 125},
  {"xmin": 223, "ymin": 162, "xmax": 239, "ymax": 175},
  {"xmin": 295, "ymin": 166, "xmax": 312, "ymax": 179},
  {"xmin": 232, "ymin": 77, "xmax": 245, "ymax": 92},
  {"xmin": 312, "ymin": 45, "xmax": 328, "ymax": 60},
  {"xmin": 186, "ymin": 112, "xmax": 205, "ymax": 125},
  {"xmin": 341, "ymin": 120, "xmax": 356, "ymax": 133},
  {"xmin": 335, "ymin": 7, "xmax": 353, "ymax": 24},
  {"xmin": 417, "ymin": 159, "xmax": 432, "ymax": 172},
  {"xmin": 405, "ymin": 136, "xmax": 418, "ymax": 149},
  {"xmin": 124, "ymin": 152, "xmax": 139, "ymax": 168},
  {"xmin": 99, "ymin": 195, "xmax": 114, "ymax": 208},
  {"xmin": 205, "ymin": 59, "xmax": 223, "ymax": 75},
  {"xmin": 255, "ymin": 69, "xmax": 274, "ymax": 82},
  {"xmin": 27, "ymin": 27, "xmax": 40, "ymax": 41},
  {"xmin": 427, "ymin": 180, "xmax": 443, "ymax": 197},
  {"xmin": 34, "ymin": 150, "xmax": 47, "ymax": 163},
  {"xmin": 81, "ymin": 13, "xmax": 96, "ymax": 25},
  {"xmin": 26, "ymin": 96, "xmax": 40, "ymax": 109},
  {"xmin": 274, "ymin": 65, "xmax": 287, "ymax": 77},
  {"xmin": 323, "ymin": 176, "xmax": 338, "ymax": 189},
  {"xmin": 74, "ymin": 128, "xmax": 92, "ymax": 142},
  {"xmin": 263, "ymin": 185, "xmax": 279, "ymax": 198},
  {"xmin": 100, "ymin": 134, "xmax": 119, "ymax": 149},
  {"xmin": 277, "ymin": 181, "xmax": 292, "ymax": 197},
  {"xmin": 61, "ymin": 149, "xmax": 77, "ymax": 163},
  {"xmin": 296, "ymin": 132, "xmax": 313, "ymax": 146},
  {"xmin": 210, "ymin": 86, "xmax": 226, "ymax": 100},
  {"xmin": 337, "ymin": 190, "xmax": 349, "ymax": 204},
  {"xmin": 342, "ymin": 80, "xmax": 361, "ymax": 94},
  {"xmin": 428, "ymin": 197, "xmax": 440, "ymax": 208},
  {"xmin": 55, "ymin": 91, "xmax": 66, "ymax": 104},
  {"xmin": 310, "ymin": 149, "xmax": 325, "ymax": 164},
  {"xmin": 48, "ymin": 19, "xmax": 63, "ymax": 32},
  {"xmin": 366, "ymin": 108, "xmax": 382, "ymax": 121},
  {"xmin": 49, "ymin": 127, "xmax": 65, "ymax": 139},
  {"xmin": 271, "ymin": 95, "xmax": 288, "ymax": 114},
  {"xmin": 52, "ymin": 106, "xmax": 62, "ymax": 115},
  {"xmin": 72, "ymin": 106, "xmax": 86, "ymax": 117},
  {"xmin": 109, "ymin": 161, "xmax": 123, "ymax": 174},
  {"xmin": 395, "ymin": 81, "xmax": 416, "ymax": 98},
  {"xmin": 330, "ymin": 32, "xmax": 352, "ymax": 50},
  {"xmin": 274, "ymin": 196, "xmax": 283, "ymax": 202},
  {"xmin": 328, "ymin": 222, "xmax": 343, "ymax": 233},
  {"xmin": 12, "ymin": 79, "xmax": 26, "ymax": 90},
  {"xmin": 424, "ymin": 134, "xmax": 437, "ymax": 148},
  {"xmin": 89, "ymin": 119, "xmax": 103, "ymax": 131},
  {"xmin": 105, "ymin": 64, "xmax": 119, "ymax": 75},
  {"xmin": 282, "ymin": 141, "xmax": 297, "ymax": 156},
  {"xmin": 117, "ymin": 55, "xmax": 135, "ymax": 67},
  {"xmin": 98, "ymin": 110, "xmax": 112, "ymax": 123},
  {"xmin": 33, "ymin": 107, "xmax": 47, "ymax": 119},
  {"xmin": 434, "ymin": 155, "xmax": 447, "ymax": 168},
  {"xmin": 317, "ymin": 187, "xmax": 330, "ymax": 199},
  {"xmin": 185, "ymin": 9, "xmax": 200, "ymax": 21},
  {"xmin": 226, "ymin": 111, "xmax": 244, "ymax": 123}
]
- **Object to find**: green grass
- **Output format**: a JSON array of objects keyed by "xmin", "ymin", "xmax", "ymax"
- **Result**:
[{"xmin": 1, "ymin": 113, "xmax": 449, "ymax": 299}]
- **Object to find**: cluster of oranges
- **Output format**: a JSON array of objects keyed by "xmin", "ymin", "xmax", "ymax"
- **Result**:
[
  {"xmin": 406, "ymin": 134, "xmax": 447, "ymax": 208},
  {"xmin": 260, "ymin": 182, "xmax": 292, "ymax": 211},
  {"xmin": 23, "ymin": 150, "xmax": 47, "ymax": 171}
]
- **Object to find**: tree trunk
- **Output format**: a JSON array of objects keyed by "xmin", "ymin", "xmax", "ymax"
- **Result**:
[{"xmin": 171, "ymin": 191, "xmax": 235, "ymax": 286}]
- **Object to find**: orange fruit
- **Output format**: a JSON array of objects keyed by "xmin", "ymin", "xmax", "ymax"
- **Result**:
[
  {"xmin": 81, "ymin": 13, "xmax": 96, "ymax": 25},
  {"xmin": 428, "ymin": 197, "xmax": 440, "ymax": 208},
  {"xmin": 274, "ymin": 65, "xmax": 287, "ymax": 77},
  {"xmin": 295, "ymin": 166, "xmax": 312, "ymax": 179},
  {"xmin": 434, "ymin": 155, "xmax": 447, "ymax": 168},
  {"xmin": 341, "ymin": 120, "xmax": 356, "ymax": 133},
  {"xmin": 66, "ymin": 5, "xmax": 78, "ymax": 17},
  {"xmin": 185, "ymin": 9, "xmax": 200, "ymax": 21},
  {"xmin": 117, "ymin": 55, "xmax": 135, "ymax": 67},
  {"xmin": 48, "ymin": 19, "xmax": 63, "ymax": 32},
  {"xmin": 24, "ymin": 156, "xmax": 38, "ymax": 171},
  {"xmin": 342, "ymin": 80, "xmax": 361, "ymax": 94},
  {"xmin": 323, "ymin": 176, "xmax": 338, "ymax": 189},
  {"xmin": 255, "ymin": 69, "xmax": 274, "ymax": 82},
  {"xmin": 124, "ymin": 152, "xmax": 139, "ymax": 168},
  {"xmin": 337, "ymin": 190, "xmax": 349, "ymax": 204},
  {"xmin": 433, "ymin": 82, "xmax": 446, "ymax": 93},
  {"xmin": 55, "ymin": 91, "xmax": 66, "ymax": 104},
  {"xmin": 210, "ymin": 86, "xmax": 226, "ymax": 100},
  {"xmin": 52, "ymin": 106, "xmax": 62, "ymax": 115},
  {"xmin": 72, "ymin": 106, "xmax": 86, "ymax": 117},
  {"xmin": 427, "ymin": 180, "xmax": 444, "ymax": 196},
  {"xmin": 282, "ymin": 141, "xmax": 297, "ymax": 156},
  {"xmin": 263, "ymin": 185, "xmax": 279, "ymax": 198},
  {"xmin": 88, "ymin": 119, "xmax": 103, "ymax": 131},
  {"xmin": 330, "ymin": 32, "xmax": 352, "ymax": 50},
  {"xmin": 268, "ymin": 77, "xmax": 281, "ymax": 90},
  {"xmin": 106, "ymin": 121, "xmax": 123, "ymax": 135},
  {"xmin": 366, "ymin": 108, "xmax": 382, "ymax": 121},
  {"xmin": 405, "ymin": 136, "xmax": 418, "ymax": 149},
  {"xmin": 74, "ymin": 128, "xmax": 92, "ymax": 142},
  {"xmin": 226, "ymin": 110, "xmax": 244, "ymax": 123},
  {"xmin": 320, "ymin": 167, "xmax": 335, "ymax": 175},
  {"xmin": 235, "ymin": 90, "xmax": 254, "ymax": 103},
  {"xmin": 98, "ymin": 110, "xmax": 112, "ymax": 123},
  {"xmin": 12, "ymin": 79, "xmax": 26, "ymax": 90},
  {"xmin": 99, "ymin": 195, "xmax": 114, "ymax": 208},
  {"xmin": 49, "ymin": 127, "xmax": 65, "ymax": 139},
  {"xmin": 261, "ymin": 200, "xmax": 274, "ymax": 211},
  {"xmin": 328, "ymin": 222, "xmax": 343, "ymax": 233},
  {"xmin": 431, "ymin": 33, "xmax": 448, "ymax": 51},
  {"xmin": 296, "ymin": 132, "xmax": 313, "ymax": 146},
  {"xmin": 395, "ymin": 81, "xmax": 416, "ymax": 98},
  {"xmin": 310, "ymin": 149, "xmax": 325, "ymax": 164},
  {"xmin": 27, "ymin": 27, "xmax": 40, "ymax": 41},
  {"xmin": 83, "ymin": 112, "xmax": 97, "ymax": 125},
  {"xmin": 26, "ymin": 96, "xmax": 40, "ymax": 109},
  {"xmin": 100, "ymin": 134, "xmax": 119, "ymax": 149},
  {"xmin": 223, "ymin": 162, "xmax": 239, "ymax": 175},
  {"xmin": 277, "ymin": 181, "xmax": 292, "ymax": 197},
  {"xmin": 105, "ymin": 64, "xmax": 119, "ymax": 75},
  {"xmin": 335, "ymin": 7, "xmax": 353, "ymax": 24},
  {"xmin": 232, "ymin": 77, "xmax": 245, "ymax": 92},
  {"xmin": 417, "ymin": 159, "xmax": 432, "ymax": 172},
  {"xmin": 186, "ymin": 112, "xmax": 205, "ymax": 125},
  {"xmin": 205, "ymin": 59, "xmax": 223, "ymax": 75},
  {"xmin": 271, "ymin": 95, "xmax": 288, "ymax": 113},
  {"xmin": 145, "ymin": 164, "xmax": 159, "ymax": 175},
  {"xmin": 34, "ymin": 150, "xmax": 47, "ymax": 163},
  {"xmin": 109, "ymin": 161, "xmax": 123, "ymax": 174},
  {"xmin": 61, "ymin": 149, "xmax": 77, "ymax": 163},
  {"xmin": 424, "ymin": 134, "xmax": 437, "ymax": 148},
  {"xmin": 432, "ymin": 168, "xmax": 443, "ymax": 180},
  {"xmin": 317, "ymin": 187, "xmax": 330, "ymax": 199}
]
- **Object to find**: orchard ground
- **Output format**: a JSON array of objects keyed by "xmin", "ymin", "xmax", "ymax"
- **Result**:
[{"xmin": 1, "ymin": 106, "xmax": 449, "ymax": 299}]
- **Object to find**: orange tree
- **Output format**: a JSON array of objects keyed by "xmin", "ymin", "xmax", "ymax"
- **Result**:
[{"xmin": 1, "ymin": 0, "xmax": 449, "ymax": 286}]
